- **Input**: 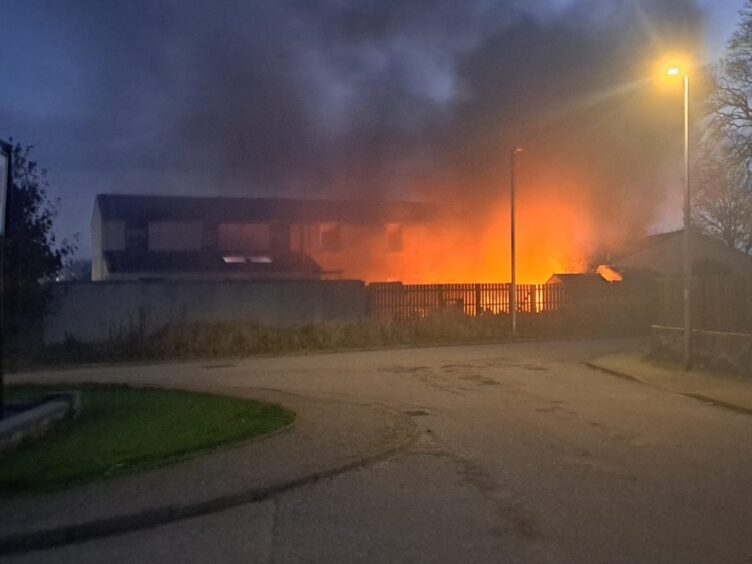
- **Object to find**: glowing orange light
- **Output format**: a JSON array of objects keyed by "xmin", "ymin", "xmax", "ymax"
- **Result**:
[
  {"xmin": 595, "ymin": 265, "xmax": 623, "ymax": 283},
  {"xmin": 305, "ymin": 172, "xmax": 596, "ymax": 285}
]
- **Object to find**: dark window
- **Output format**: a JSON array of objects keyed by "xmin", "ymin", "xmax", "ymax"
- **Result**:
[
  {"xmin": 320, "ymin": 223, "xmax": 341, "ymax": 252},
  {"xmin": 203, "ymin": 223, "xmax": 218, "ymax": 250},
  {"xmin": 125, "ymin": 222, "xmax": 147, "ymax": 252},
  {"xmin": 271, "ymin": 222, "xmax": 291, "ymax": 252}
]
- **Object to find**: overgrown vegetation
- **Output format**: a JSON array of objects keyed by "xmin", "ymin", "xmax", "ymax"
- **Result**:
[
  {"xmin": 34, "ymin": 295, "xmax": 652, "ymax": 366},
  {"xmin": 0, "ymin": 385, "xmax": 294, "ymax": 495}
]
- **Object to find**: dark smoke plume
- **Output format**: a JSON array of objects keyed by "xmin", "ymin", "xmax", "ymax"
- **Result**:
[{"xmin": 9, "ymin": 0, "xmax": 705, "ymax": 255}]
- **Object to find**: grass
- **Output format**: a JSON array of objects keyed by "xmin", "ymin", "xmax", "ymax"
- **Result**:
[{"xmin": 0, "ymin": 384, "xmax": 295, "ymax": 496}]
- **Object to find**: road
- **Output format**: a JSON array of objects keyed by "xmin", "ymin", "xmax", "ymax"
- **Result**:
[{"xmin": 8, "ymin": 338, "xmax": 752, "ymax": 563}]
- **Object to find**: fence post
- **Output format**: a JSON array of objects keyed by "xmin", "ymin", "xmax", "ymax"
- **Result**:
[{"xmin": 475, "ymin": 284, "xmax": 481, "ymax": 316}]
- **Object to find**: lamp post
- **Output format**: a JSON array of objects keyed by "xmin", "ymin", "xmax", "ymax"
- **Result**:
[
  {"xmin": 510, "ymin": 147, "xmax": 522, "ymax": 336},
  {"xmin": 665, "ymin": 64, "xmax": 692, "ymax": 370}
]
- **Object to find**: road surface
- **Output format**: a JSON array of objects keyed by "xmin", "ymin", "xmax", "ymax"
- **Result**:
[{"xmin": 9, "ymin": 339, "xmax": 752, "ymax": 563}]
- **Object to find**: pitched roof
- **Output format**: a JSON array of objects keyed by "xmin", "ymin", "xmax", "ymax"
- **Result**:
[
  {"xmin": 546, "ymin": 273, "xmax": 608, "ymax": 285},
  {"xmin": 95, "ymin": 194, "xmax": 436, "ymax": 224},
  {"xmin": 614, "ymin": 229, "xmax": 752, "ymax": 276},
  {"xmin": 614, "ymin": 230, "xmax": 683, "ymax": 259}
]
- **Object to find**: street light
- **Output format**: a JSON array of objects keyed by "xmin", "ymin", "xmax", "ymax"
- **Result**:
[
  {"xmin": 663, "ymin": 61, "xmax": 692, "ymax": 370},
  {"xmin": 510, "ymin": 147, "xmax": 522, "ymax": 336}
]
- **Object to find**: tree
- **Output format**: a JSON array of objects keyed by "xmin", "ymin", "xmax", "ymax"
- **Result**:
[
  {"xmin": 57, "ymin": 259, "xmax": 91, "ymax": 282},
  {"xmin": 3, "ymin": 141, "xmax": 75, "ymax": 344},
  {"xmin": 693, "ymin": 140, "xmax": 752, "ymax": 254},
  {"xmin": 710, "ymin": 1, "xmax": 752, "ymax": 170},
  {"xmin": 701, "ymin": 1, "xmax": 752, "ymax": 253},
  {"xmin": 692, "ymin": 116, "xmax": 752, "ymax": 255}
]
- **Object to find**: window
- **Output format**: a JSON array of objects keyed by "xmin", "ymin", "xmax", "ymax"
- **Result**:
[
  {"xmin": 319, "ymin": 222, "xmax": 341, "ymax": 252},
  {"xmin": 102, "ymin": 220, "xmax": 126, "ymax": 251},
  {"xmin": 218, "ymin": 223, "xmax": 271, "ymax": 252},
  {"xmin": 385, "ymin": 223, "xmax": 402, "ymax": 252},
  {"xmin": 148, "ymin": 222, "xmax": 203, "ymax": 251},
  {"xmin": 124, "ymin": 222, "xmax": 147, "ymax": 252},
  {"xmin": 203, "ymin": 223, "xmax": 218, "ymax": 250}
]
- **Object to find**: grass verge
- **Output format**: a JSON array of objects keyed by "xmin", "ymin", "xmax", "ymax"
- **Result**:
[{"xmin": 0, "ymin": 384, "xmax": 295, "ymax": 496}]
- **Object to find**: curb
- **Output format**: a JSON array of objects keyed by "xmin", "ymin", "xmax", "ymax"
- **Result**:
[
  {"xmin": 585, "ymin": 359, "xmax": 752, "ymax": 416},
  {"xmin": 584, "ymin": 360, "xmax": 643, "ymax": 384},
  {"xmin": 0, "ymin": 412, "xmax": 419, "ymax": 556}
]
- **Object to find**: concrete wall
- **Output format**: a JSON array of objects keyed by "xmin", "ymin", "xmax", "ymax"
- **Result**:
[
  {"xmin": 44, "ymin": 280, "xmax": 368, "ymax": 345},
  {"xmin": 650, "ymin": 325, "xmax": 752, "ymax": 377}
]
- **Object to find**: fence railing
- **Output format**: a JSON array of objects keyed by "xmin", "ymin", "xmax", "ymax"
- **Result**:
[
  {"xmin": 368, "ymin": 282, "xmax": 564, "ymax": 320},
  {"xmin": 657, "ymin": 276, "xmax": 752, "ymax": 333}
]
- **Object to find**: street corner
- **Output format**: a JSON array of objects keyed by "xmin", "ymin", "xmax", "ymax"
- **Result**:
[{"xmin": 0, "ymin": 388, "xmax": 418, "ymax": 556}]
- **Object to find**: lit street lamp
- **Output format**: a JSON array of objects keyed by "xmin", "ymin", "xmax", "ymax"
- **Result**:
[
  {"xmin": 664, "ymin": 62, "xmax": 692, "ymax": 370},
  {"xmin": 510, "ymin": 147, "xmax": 522, "ymax": 336}
]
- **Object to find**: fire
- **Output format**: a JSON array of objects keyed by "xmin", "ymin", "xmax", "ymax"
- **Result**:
[
  {"xmin": 312, "ymin": 188, "xmax": 595, "ymax": 284},
  {"xmin": 595, "ymin": 265, "xmax": 623, "ymax": 283}
]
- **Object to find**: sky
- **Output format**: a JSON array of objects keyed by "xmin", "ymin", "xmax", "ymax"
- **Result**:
[{"xmin": 0, "ymin": 0, "xmax": 748, "ymax": 259}]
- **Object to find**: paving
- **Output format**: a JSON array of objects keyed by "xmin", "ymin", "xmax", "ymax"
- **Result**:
[
  {"xmin": 588, "ymin": 351, "xmax": 752, "ymax": 413},
  {"xmin": 4, "ymin": 337, "xmax": 752, "ymax": 563},
  {"xmin": 0, "ymin": 386, "xmax": 417, "ymax": 554}
]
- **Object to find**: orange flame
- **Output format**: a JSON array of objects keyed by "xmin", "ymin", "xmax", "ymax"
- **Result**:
[
  {"xmin": 595, "ymin": 264, "xmax": 623, "ymax": 283},
  {"xmin": 311, "ymin": 185, "xmax": 596, "ymax": 284}
]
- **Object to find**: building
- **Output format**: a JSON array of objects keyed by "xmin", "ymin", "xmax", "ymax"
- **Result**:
[
  {"xmin": 92, "ymin": 194, "xmax": 435, "ymax": 281},
  {"xmin": 613, "ymin": 230, "xmax": 752, "ymax": 277},
  {"xmin": 544, "ymin": 273, "xmax": 612, "ymax": 303}
]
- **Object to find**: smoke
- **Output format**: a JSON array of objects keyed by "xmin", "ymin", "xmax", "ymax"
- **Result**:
[{"xmin": 6, "ymin": 0, "xmax": 705, "ymax": 266}]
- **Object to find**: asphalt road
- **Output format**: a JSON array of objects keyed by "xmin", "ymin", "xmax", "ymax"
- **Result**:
[{"xmin": 9, "ymin": 338, "xmax": 752, "ymax": 563}]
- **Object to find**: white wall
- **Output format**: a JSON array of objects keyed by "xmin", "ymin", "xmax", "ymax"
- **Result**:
[{"xmin": 44, "ymin": 280, "xmax": 368, "ymax": 344}]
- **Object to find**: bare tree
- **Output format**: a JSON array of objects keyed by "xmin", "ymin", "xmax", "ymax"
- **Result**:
[
  {"xmin": 693, "ymin": 138, "xmax": 752, "ymax": 254},
  {"xmin": 710, "ymin": 1, "xmax": 752, "ymax": 169},
  {"xmin": 701, "ymin": 1, "xmax": 752, "ymax": 253}
]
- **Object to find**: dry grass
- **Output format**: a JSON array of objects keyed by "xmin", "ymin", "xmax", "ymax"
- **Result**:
[{"xmin": 32, "ymin": 296, "xmax": 652, "ymax": 367}]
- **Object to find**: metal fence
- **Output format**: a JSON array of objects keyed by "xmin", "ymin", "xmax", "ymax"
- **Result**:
[
  {"xmin": 368, "ymin": 282, "xmax": 564, "ymax": 320},
  {"xmin": 657, "ymin": 276, "xmax": 752, "ymax": 333}
]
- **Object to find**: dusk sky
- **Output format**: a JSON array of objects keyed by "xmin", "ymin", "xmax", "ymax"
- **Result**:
[{"xmin": 0, "ymin": 0, "xmax": 747, "ymax": 258}]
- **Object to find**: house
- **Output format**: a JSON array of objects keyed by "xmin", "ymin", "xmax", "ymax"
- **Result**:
[
  {"xmin": 92, "ymin": 194, "xmax": 436, "ymax": 281},
  {"xmin": 612, "ymin": 230, "xmax": 752, "ymax": 277}
]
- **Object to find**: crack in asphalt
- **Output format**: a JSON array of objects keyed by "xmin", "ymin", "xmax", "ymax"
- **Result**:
[{"xmin": 408, "ymin": 431, "xmax": 546, "ymax": 546}]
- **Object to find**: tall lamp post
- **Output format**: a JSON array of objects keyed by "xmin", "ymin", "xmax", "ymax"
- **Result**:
[
  {"xmin": 665, "ymin": 63, "xmax": 692, "ymax": 370},
  {"xmin": 510, "ymin": 147, "xmax": 522, "ymax": 336},
  {"xmin": 0, "ymin": 140, "xmax": 11, "ymax": 418}
]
